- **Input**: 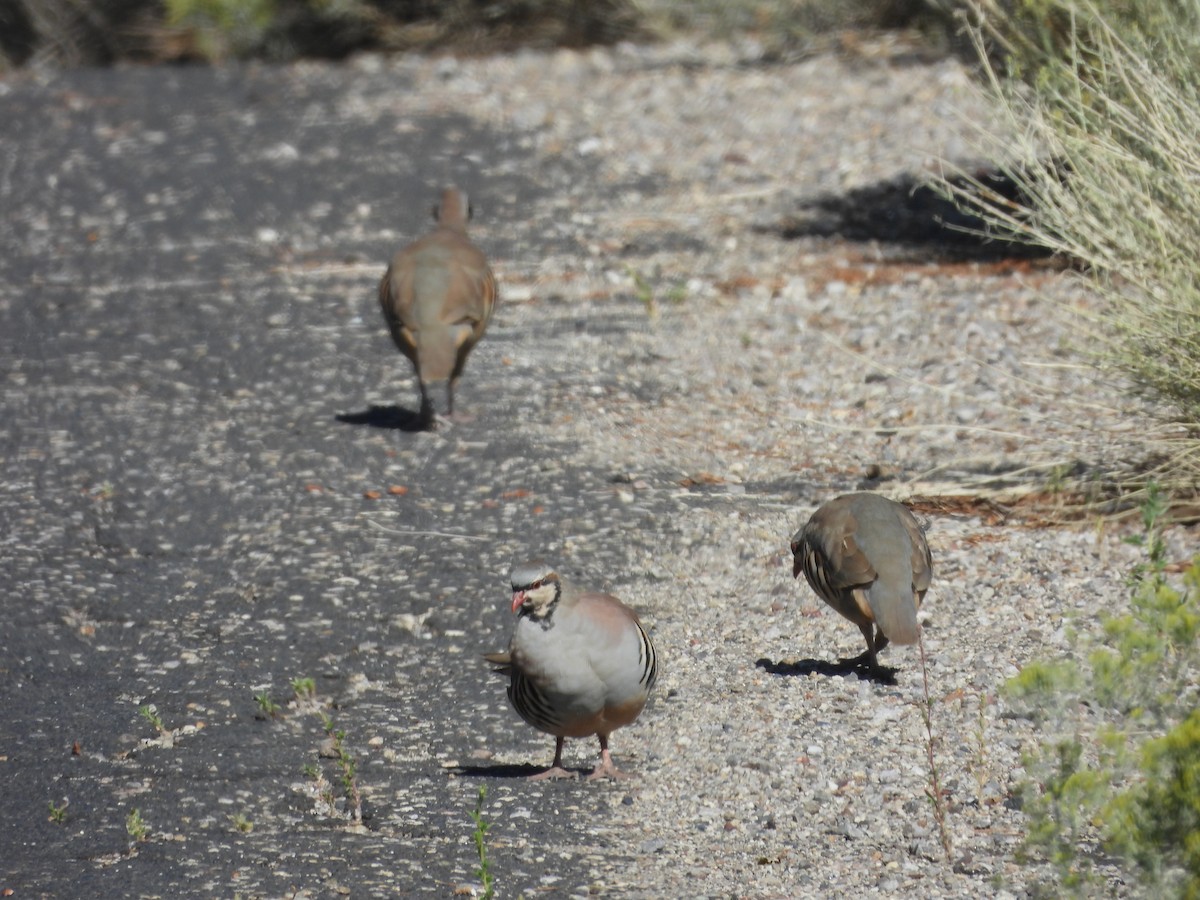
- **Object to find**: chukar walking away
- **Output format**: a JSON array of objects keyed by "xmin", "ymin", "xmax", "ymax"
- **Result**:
[
  {"xmin": 790, "ymin": 492, "xmax": 933, "ymax": 669},
  {"xmin": 485, "ymin": 561, "xmax": 658, "ymax": 781},
  {"xmin": 377, "ymin": 186, "xmax": 497, "ymax": 428}
]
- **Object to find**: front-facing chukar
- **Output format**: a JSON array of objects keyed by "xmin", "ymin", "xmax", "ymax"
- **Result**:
[
  {"xmin": 485, "ymin": 561, "xmax": 658, "ymax": 781},
  {"xmin": 377, "ymin": 186, "xmax": 497, "ymax": 428},
  {"xmin": 790, "ymin": 492, "xmax": 933, "ymax": 668}
]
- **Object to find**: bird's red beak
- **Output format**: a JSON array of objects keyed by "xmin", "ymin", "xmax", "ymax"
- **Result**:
[{"xmin": 511, "ymin": 590, "xmax": 526, "ymax": 613}]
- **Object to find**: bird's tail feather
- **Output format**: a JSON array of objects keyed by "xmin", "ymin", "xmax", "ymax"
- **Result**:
[{"xmin": 867, "ymin": 582, "xmax": 920, "ymax": 645}]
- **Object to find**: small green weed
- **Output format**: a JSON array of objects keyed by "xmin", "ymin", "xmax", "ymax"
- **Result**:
[
  {"xmin": 138, "ymin": 705, "xmax": 165, "ymax": 734},
  {"xmin": 294, "ymin": 679, "xmax": 362, "ymax": 824},
  {"xmin": 628, "ymin": 266, "xmax": 656, "ymax": 317},
  {"xmin": 291, "ymin": 677, "xmax": 317, "ymax": 700},
  {"xmin": 48, "ymin": 798, "xmax": 69, "ymax": 824},
  {"xmin": 1124, "ymin": 482, "xmax": 1170, "ymax": 583},
  {"xmin": 126, "ymin": 808, "xmax": 149, "ymax": 843},
  {"xmin": 254, "ymin": 691, "xmax": 281, "ymax": 719},
  {"xmin": 229, "ymin": 812, "xmax": 254, "ymax": 833},
  {"xmin": 469, "ymin": 786, "xmax": 495, "ymax": 900},
  {"xmin": 320, "ymin": 712, "xmax": 363, "ymax": 823},
  {"xmin": 664, "ymin": 283, "xmax": 689, "ymax": 305}
]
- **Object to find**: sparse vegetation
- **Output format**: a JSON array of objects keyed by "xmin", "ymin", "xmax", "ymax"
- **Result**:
[
  {"xmin": 255, "ymin": 691, "xmax": 281, "ymax": 719},
  {"xmin": 628, "ymin": 266, "xmax": 657, "ymax": 317},
  {"xmin": 290, "ymin": 677, "xmax": 363, "ymax": 823},
  {"xmin": 291, "ymin": 677, "xmax": 317, "ymax": 701},
  {"xmin": 917, "ymin": 632, "xmax": 953, "ymax": 863},
  {"xmin": 319, "ymin": 712, "xmax": 363, "ymax": 823},
  {"xmin": 305, "ymin": 756, "xmax": 342, "ymax": 819},
  {"xmin": 626, "ymin": 265, "xmax": 691, "ymax": 318},
  {"xmin": 138, "ymin": 704, "xmax": 165, "ymax": 734},
  {"xmin": 48, "ymin": 798, "xmax": 69, "ymax": 824},
  {"xmin": 968, "ymin": 692, "xmax": 993, "ymax": 808},
  {"xmin": 229, "ymin": 811, "xmax": 254, "ymax": 833},
  {"xmin": 126, "ymin": 808, "xmax": 149, "ymax": 843},
  {"xmin": 663, "ymin": 283, "xmax": 689, "ymax": 306},
  {"xmin": 469, "ymin": 786, "xmax": 496, "ymax": 900},
  {"xmin": 1003, "ymin": 484, "xmax": 1200, "ymax": 894}
]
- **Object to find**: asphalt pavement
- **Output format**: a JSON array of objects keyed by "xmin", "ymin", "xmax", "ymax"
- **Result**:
[{"xmin": 0, "ymin": 61, "xmax": 680, "ymax": 897}]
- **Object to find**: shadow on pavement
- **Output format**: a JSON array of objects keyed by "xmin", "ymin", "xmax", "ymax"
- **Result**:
[
  {"xmin": 755, "ymin": 655, "xmax": 899, "ymax": 686},
  {"xmin": 336, "ymin": 404, "xmax": 426, "ymax": 432},
  {"xmin": 447, "ymin": 762, "xmax": 552, "ymax": 779}
]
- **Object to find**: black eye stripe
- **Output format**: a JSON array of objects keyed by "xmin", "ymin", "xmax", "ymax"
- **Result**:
[{"xmin": 512, "ymin": 576, "xmax": 557, "ymax": 597}]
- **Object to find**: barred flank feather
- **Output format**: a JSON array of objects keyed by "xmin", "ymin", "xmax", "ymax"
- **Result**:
[{"xmin": 791, "ymin": 493, "xmax": 933, "ymax": 665}]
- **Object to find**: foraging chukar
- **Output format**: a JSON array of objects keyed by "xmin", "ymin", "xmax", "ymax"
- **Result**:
[
  {"xmin": 377, "ymin": 186, "xmax": 497, "ymax": 427},
  {"xmin": 790, "ymin": 492, "xmax": 933, "ymax": 668},
  {"xmin": 485, "ymin": 561, "xmax": 658, "ymax": 781}
]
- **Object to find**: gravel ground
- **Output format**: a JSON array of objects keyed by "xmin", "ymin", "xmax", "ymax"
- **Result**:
[
  {"xmin": 3, "ymin": 34, "xmax": 1196, "ymax": 899},
  {"xmin": 387, "ymin": 38, "xmax": 1193, "ymax": 897}
]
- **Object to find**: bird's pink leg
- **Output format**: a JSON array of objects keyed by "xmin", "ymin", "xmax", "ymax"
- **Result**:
[
  {"xmin": 441, "ymin": 381, "xmax": 476, "ymax": 424},
  {"xmin": 586, "ymin": 735, "xmax": 631, "ymax": 781},
  {"xmin": 528, "ymin": 736, "xmax": 577, "ymax": 781}
]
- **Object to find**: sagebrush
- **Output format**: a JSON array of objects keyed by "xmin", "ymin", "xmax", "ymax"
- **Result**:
[
  {"xmin": 1004, "ymin": 485, "xmax": 1200, "ymax": 894},
  {"xmin": 938, "ymin": 0, "xmax": 1200, "ymax": 447}
]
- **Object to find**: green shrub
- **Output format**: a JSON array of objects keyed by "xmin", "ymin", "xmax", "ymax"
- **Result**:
[
  {"xmin": 1108, "ymin": 711, "xmax": 1200, "ymax": 893},
  {"xmin": 1004, "ymin": 485, "xmax": 1200, "ymax": 894},
  {"xmin": 164, "ymin": 0, "xmax": 278, "ymax": 60}
]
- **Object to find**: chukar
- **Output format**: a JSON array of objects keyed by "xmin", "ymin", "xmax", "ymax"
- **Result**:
[
  {"xmin": 790, "ymin": 492, "xmax": 932, "ymax": 668},
  {"xmin": 485, "ymin": 561, "xmax": 658, "ymax": 781},
  {"xmin": 377, "ymin": 186, "xmax": 497, "ymax": 427}
]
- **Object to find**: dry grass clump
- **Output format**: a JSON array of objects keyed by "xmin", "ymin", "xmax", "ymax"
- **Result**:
[{"xmin": 934, "ymin": 0, "xmax": 1200, "ymax": 505}]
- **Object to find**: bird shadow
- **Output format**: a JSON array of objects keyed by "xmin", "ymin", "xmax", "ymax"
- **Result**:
[
  {"xmin": 755, "ymin": 655, "xmax": 899, "ymax": 686},
  {"xmin": 335, "ymin": 404, "xmax": 427, "ymax": 432},
  {"xmin": 445, "ymin": 761, "xmax": 564, "ymax": 780}
]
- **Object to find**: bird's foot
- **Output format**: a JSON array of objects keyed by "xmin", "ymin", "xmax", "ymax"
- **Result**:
[
  {"xmin": 420, "ymin": 411, "xmax": 464, "ymax": 431},
  {"xmin": 527, "ymin": 765, "xmax": 578, "ymax": 782},
  {"xmin": 585, "ymin": 760, "xmax": 631, "ymax": 782},
  {"xmin": 839, "ymin": 649, "xmax": 877, "ymax": 669},
  {"xmin": 839, "ymin": 651, "xmax": 898, "ymax": 684}
]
